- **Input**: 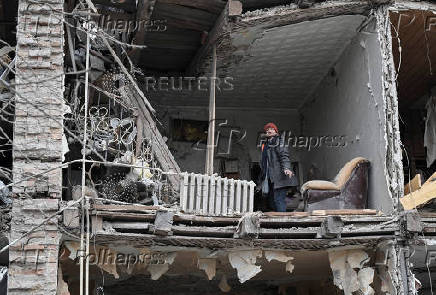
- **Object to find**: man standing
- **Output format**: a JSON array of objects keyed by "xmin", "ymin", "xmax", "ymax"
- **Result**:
[{"xmin": 260, "ymin": 123, "xmax": 297, "ymax": 212}]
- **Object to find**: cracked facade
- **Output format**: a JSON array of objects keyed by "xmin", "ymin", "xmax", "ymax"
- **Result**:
[{"xmin": 1, "ymin": 0, "xmax": 436, "ymax": 294}]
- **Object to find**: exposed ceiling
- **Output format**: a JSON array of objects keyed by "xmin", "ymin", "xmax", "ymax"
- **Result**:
[
  {"xmin": 226, "ymin": 14, "xmax": 366, "ymax": 108},
  {"xmin": 390, "ymin": 10, "xmax": 436, "ymax": 109},
  {"xmin": 139, "ymin": 0, "xmax": 227, "ymax": 71},
  {"xmin": 147, "ymin": 14, "xmax": 366, "ymax": 109}
]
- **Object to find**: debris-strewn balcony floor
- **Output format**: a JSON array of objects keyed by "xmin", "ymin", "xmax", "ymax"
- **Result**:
[{"xmin": 61, "ymin": 203, "xmax": 403, "ymax": 250}]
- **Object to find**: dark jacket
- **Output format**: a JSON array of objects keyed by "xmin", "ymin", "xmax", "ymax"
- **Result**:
[{"xmin": 261, "ymin": 134, "xmax": 298, "ymax": 189}]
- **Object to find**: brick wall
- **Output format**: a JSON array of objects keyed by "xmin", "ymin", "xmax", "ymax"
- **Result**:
[
  {"xmin": 8, "ymin": 199, "xmax": 60, "ymax": 294},
  {"xmin": 13, "ymin": 0, "xmax": 65, "ymax": 198},
  {"xmin": 9, "ymin": 0, "xmax": 64, "ymax": 294}
]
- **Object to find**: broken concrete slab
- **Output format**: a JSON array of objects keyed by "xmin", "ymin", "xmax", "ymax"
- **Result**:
[{"xmin": 234, "ymin": 212, "xmax": 261, "ymax": 239}]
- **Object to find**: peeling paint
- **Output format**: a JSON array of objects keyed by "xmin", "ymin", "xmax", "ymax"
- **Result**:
[
  {"xmin": 197, "ymin": 258, "xmax": 216, "ymax": 280},
  {"xmin": 148, "ymin": 252, "xmax": 177, "ymax": 280},
  {"xmin": 228, "ymin": 250, "xmax": 262, "ymax": 283},
  {"xmin": 264, "ymin": 250, "xmax": 294, "ymax": 274}
]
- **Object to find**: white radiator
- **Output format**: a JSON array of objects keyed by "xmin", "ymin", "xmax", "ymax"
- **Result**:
[{"xmin": 179, "ymin": 173, "xmax": 256, "ymax": 216}]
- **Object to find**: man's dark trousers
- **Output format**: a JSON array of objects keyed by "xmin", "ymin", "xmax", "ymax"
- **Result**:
[{"xmin": 267, "ymin": 180, "xmax": 287, "ymax": 212}]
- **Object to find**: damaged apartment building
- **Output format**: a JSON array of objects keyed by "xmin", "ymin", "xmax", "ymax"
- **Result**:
[{"xmin": 2, "ymin": 0, "xmax": 436, "ymax": 294}]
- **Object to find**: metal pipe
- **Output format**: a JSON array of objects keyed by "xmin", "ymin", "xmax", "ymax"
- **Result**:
[
  {"xmin": 205, "ymin": 45, "xmax": 217, "ymax": 176},
  {"xmin": 80, "ymin": 10, "xmax": 91, "ymax": 295}
]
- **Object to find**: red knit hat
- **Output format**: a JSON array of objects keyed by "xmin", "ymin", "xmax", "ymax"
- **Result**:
[{"xmin": 264, "ymin": 122, "xmax": 278, "ymax": 133}]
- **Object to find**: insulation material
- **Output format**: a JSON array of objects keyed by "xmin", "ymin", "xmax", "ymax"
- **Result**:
[
  {"xmin": 197, "ymin": 258, "xmax": 216, "ymax": 280},
  {"xmin": 328, "ymin": 249, "xmax": 374, "ymax": 295},
  {"xmin": 228, "ymin": 250, "xmax": 262, "ymax": 283},
  {"xmin": 358, "ymin": 267, "xmax": 375, "ymax": 295},
  {"xmin": 264, "ymin": 250, "xmax": 295, "ymax": 274},
  {"xmin": 148, "ymin": 252, "xmax": 177, "ymax": 280},
  {"xmin": 218, "ymin": 275, "xmax": 231, "ymax": 293}
]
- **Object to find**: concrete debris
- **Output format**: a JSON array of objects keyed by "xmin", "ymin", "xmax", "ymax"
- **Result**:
[
  {"xmin": 197, "ymin": 258, "xmax": 216, "ymax": 280},
  {"xmin": 148, "ymin": 252, "xmax": 177, "ymax": 280},
  {"xmin": 228, "ymin": 250, "xmax": 262, "ymax": 283},
  {"xmin": 154, "ymin": 210, "xmax": 174, "ymax": 236},
  {"xmin": 264, "ymin": 250, "xmax": 294, "ymax": 274},
  {"xmin": 234, "ymin": 212, "xmax": 261, "ymax": 239},
  {"xmin": 218, "ymin": 274, "xmax": 231, "ymax": 292},
  {"xmin": 328, "ymin": 249, "xmax": 373, "ymax": 295}
]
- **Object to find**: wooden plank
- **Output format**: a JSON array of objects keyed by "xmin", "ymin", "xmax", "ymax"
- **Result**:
[
  {"xmin": 400, "ymin": 180, "xmax": 436, "ymax": 210},
  {"xmin": 196, "ymin": 174, "xmax": 203, "ymax": 213},
  {"xmin": 228, "ymin": 178, "xmax": 235, "ymax": 213},
  {"xmin": 174, "ymin": 213, "xmax": 240, "ymax": 225},
  {"xmin": 263, "ymin": 211, "xmax": 310, "ymax": 218},
  {"xmin": 311, "ymin": 209, "xmax": 378, "ymax": 216},
  {"xmin": 188, "ymin": 173, "xmax": 196, "ymax": 212},
  {"xmin": 185, "ymin": 0, "xmax": 242, "ymax": 75},
  {"xmin": 209, "ymin": 175, "xmax": 216, "ymax": 215},
  {"xmin": 404, "ymin": 174, "xmax": 421, "ymax": 195},
  {"xmin": 94, "ymin": 211, "xmax": 156, "ymax": 221},
  {"xmin": 123, "ymin": 85, "xmax": 181, "ymax": 190},
  {"xmin": 202, "ymin": 175, "xmax": 209, "ymax": 215},
  {"xmin": 235, "ymin": 180, "xmax": 242, "ymax": 213},
  {"xmin": 93, "ymin": 204, "xmax": 160, "ymax": 212},
  {"xmin": 110, "ymin": 222, "xmax": 152, "ymax": 231},
  {"xmin": 222, "ymin": 178, "xmax": 229, "ymax": 215},
  {"xmin": 216, "ymin": 177, "xmax": 222, "ymax": 215},
  {"xmin": 172, "ymin": 225, "xmax": 235, "ymax": 237},
  {"xmin": 424, "ymin": 171, "xmax": 436, "ymax": 186}
]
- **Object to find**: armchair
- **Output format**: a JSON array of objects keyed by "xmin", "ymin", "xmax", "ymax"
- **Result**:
[{"xmin": 301, "ymin": 157, "xmax": 370, "ymax": 211}]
